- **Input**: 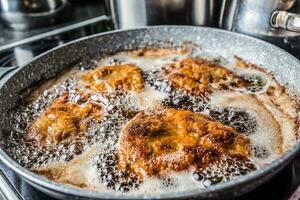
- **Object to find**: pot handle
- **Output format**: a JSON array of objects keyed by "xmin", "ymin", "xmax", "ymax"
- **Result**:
[
  {"xmin": 0, "ymin": 66, "xmax": 18, "ymax": 80},
  {"xmin": 271, "ymin": 11, "xmax": 300, "ymax": 32}
]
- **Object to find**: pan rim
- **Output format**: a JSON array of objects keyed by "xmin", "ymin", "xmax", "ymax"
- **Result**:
[{"xmin": 0, "ymin": 25, "xmax": 299, "ymax": 199}]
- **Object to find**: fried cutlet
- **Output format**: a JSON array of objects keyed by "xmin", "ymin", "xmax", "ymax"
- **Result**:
[
  {"xmin": 163, "ymin": 58, "xmax": 247, "ymax": 96},
  {"xmin": 26, "ymin": 92, "xmax": 102, "ymax": 146},
  {"xmin": 27, "ymin": 64, "xmax": 144, "ymax": 147},
  {"xmin": 81, "ymin": 64, "xmax": 144, "ymax": 93},
  {"xmin": 118, "ymin": 107, "xmax": 250, "ymax": 176}
]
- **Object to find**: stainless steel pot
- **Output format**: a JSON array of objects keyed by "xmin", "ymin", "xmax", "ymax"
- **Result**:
[
  {"xmin": 220, "ymin": 0, "xmax": 300, "ymax": 37},
  {"xmin": 108, "ymin": 0, "xmax": 216, "ymax": 29},
  {"xmin": 0, "ymin": 0, "xmax": 68, "ymax": 30},
  {"xmin": 0, "ymin": 26, "xmax": 300, "ymax": 199}
]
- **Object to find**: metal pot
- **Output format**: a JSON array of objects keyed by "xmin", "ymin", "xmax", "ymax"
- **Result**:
[
  {"xmin": 108, "ymin": 0, "xmax": 216, "ymax": 29},
  {"xmin": 220, "ymin": 0, "xmax": 300, "ymax": 37},
  {"xmin": 0, "ymin": 0, "xmax": 69, "ymax": 30}
]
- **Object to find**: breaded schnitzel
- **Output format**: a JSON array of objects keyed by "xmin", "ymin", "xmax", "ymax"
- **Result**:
[{"xmin": 118, "ymin": 107, "xmax": 250, "ymax": 176}]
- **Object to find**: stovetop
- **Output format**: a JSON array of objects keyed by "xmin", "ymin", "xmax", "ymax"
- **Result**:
[
  {"xmin": 0, "ymin": 0, "xmax": 110, "ymax": 47},
  {"xmin": 0, "ymin": 1, "xmax": 299, "ymax": 199}
]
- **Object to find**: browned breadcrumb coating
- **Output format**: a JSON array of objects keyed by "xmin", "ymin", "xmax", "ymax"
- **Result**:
[
  {"xmin": 27, "ymin": 92, "xmax": 102, "ymax": 146},
  {"xmin": 118, "ymin": 107, "xmax": 250, "ymax": 177},
  {"xmin": 81, "ymin": 64, "xmax": 144, "ymax": 93},
  {"xmin": 163, "ymin": 58, "xmax": 248, "ymax": 96}
]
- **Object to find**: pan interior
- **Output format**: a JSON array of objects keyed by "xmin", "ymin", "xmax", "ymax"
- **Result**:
[{"xmin": 0, "ymin": 27, "xmax": 299, "ymax": 198}]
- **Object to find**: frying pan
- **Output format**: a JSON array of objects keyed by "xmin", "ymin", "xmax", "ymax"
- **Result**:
[{"xmin": 0, "ymin": 26, "xmax": 299, "ymax": 200}]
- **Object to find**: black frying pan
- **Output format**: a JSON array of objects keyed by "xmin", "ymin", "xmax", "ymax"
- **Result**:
[{"xmin": 0, "ymin": 26, "xmax": 299, "ymax": 199}]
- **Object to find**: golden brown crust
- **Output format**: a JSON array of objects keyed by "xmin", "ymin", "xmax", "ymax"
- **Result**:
[
  {"xmin": 118, "ymin": 107, "xmax": 250, "ymax": 176},
  {"xmin": 26, "ymin": 64, "xmax": 145, "ymax": 147},
  {"xmin": 163, "ymin": 58, "xmax": 247, "ymax": 96},
  {"xmin": 81, "ymin": 64, "xmax": 144, "ymax": 93},
  {"xmin": 26, "ymin": 92, "xmax": 102, "ymax": 146},
  {"xmin": 235, "ymin": 56, "xmax": 267, "ymax": 73},
  {"xmin": 130, "ymin": 48, "xmax": 188, "ymax": 58}
]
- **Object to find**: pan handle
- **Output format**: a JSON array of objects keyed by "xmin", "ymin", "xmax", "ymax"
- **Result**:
[
  {"xmin": 0, "ymin": 66, "xmax": 19, "ymax": 80},
  {"xmin": 271, "ymin": 11, "xmax": 300, "ymax": 32},
  {"xmin": 0, "ymin": 170, "xmax": 22, "ymax": 200}
]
